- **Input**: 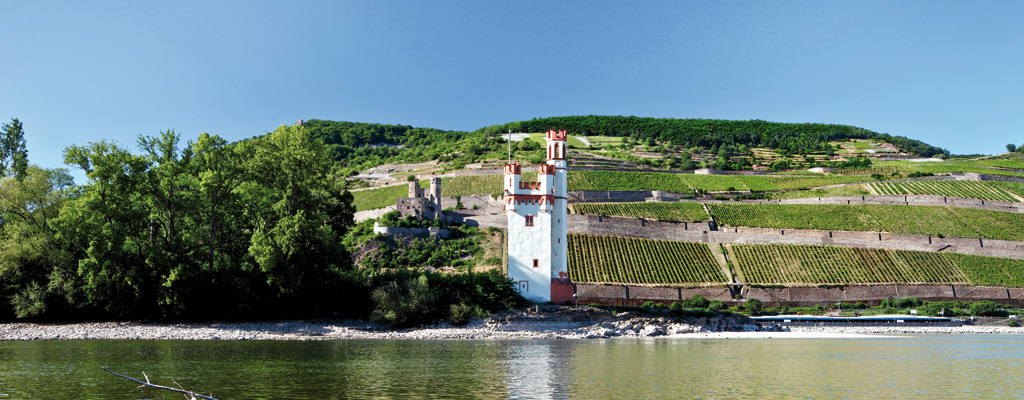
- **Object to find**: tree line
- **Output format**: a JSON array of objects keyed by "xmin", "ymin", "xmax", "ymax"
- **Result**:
[
  {"xmin": 0, "ymin": 121, "xmax": 521, "ymax": 323},
  {"xmin": 477, "ymin": 115, "xmax": 948, "ymax": 157},
  {"xmin": 1, "ymin": 124, "xmax": 356, "ymax": 320},
  {"xmin": 297, "ymin": 117, "xmax": 950, "ymax": 177}
]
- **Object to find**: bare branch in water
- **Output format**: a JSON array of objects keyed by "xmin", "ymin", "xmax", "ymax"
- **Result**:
[{"xmin": 102, "ymin": 367, "xmax": 218, "ymax": 400}]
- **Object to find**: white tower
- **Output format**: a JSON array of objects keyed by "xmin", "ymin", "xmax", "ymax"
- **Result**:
[{"xmin": 505, "ymin": 130, "xmax": 573, "ymax": 304}]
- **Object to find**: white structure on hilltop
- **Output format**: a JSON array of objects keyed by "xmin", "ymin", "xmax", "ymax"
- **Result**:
[{"xmin": 504, "ymin": 130, "xmax": 573, "ymax": 304}]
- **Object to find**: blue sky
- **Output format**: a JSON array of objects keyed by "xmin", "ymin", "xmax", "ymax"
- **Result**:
[{"xmin": 2, "ymin": 1, "xmax": 1022, "ymax": 178}]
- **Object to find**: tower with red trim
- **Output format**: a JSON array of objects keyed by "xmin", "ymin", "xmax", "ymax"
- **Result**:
[{"xmin": 504, "ymin": 130, "xmax": 573, "ymax": 304}]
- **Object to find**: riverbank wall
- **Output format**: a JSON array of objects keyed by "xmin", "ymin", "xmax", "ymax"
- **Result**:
[{"xmin": 576, "ymin": 284, "xmax": 1024, "ymax": 308}]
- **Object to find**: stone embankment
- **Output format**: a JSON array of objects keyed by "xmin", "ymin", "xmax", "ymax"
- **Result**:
[{"xmin": 0, "ymin": 307, "xmax": 771, "ymax": 341}]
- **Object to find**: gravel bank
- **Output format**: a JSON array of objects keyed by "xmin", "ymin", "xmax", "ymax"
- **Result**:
[
  {"xmin": 0, "ymin": 307, "xmax": 770, "ymax": 341},
  {"xmin": 2, "ymin": 307, "xmax": 1019, "ymax": 341}
]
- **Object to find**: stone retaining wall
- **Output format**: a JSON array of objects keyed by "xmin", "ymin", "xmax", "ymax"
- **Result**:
[
  {"xmin": 575, "ymin": 284, "xmax": 734, "ymax": 307},
  {"xmin": 566, "ymin": 191, "xmax": 1024, "ymax": 213},
  {"xmin": 372, "ymin": 224, "xmax": 453, "ymax": 239},
  {"xmin": 577, "ymin": 283, "xmax": 1024, "ymax": 308},
  {"xmin": 568, "ymin": 191, "xmax": 653, "ymax": 203}
]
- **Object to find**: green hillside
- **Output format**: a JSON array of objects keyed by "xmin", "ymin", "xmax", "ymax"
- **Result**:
[
  {"xmin": 303, "ymin": 117, "xmax": 955, "ymax": 175},
  {"xmin": 477, "ymin": 116, "xmax": 947, "ymax": 157}
]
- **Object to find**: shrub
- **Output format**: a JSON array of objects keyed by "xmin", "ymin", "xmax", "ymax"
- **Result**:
[
  {"xmin": 918, "ymin": 301, "xmax": 969, "ymax": 317},
  {"xmin": 971, "ymin": 301, "xmax": 1007, "ymax": 317},
  {"xmin": 1009, "ymin": 320, "xmax": 1019, "ymax": 328},
  {"xmin": 370, "ymin": 275, "xmax": 436, "ymax": 327},
  {"xmin": 708, "ymin": 300, "xmax": 726, "ymax": 312},
  {"xmin": 685, "ymin": 295, "xmax": 710, "ymax": 309},
  {"xmin": 449, "ymin": 303, "xmax": 475, "ymax": 326},
  {"xmin": 897, "ymin": 297, "xmax": 923, "ymax": 308},
  {"xmin": 745, "ymin": 298, "xmax": 763, "ymax": 315},
  {"xmin": 641, "ymin": 301, "xmax": 666, "ymax": 310}
]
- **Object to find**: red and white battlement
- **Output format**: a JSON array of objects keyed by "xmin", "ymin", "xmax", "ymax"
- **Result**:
[
  {"xmin": 503, "ymin": 164, "xmax": 522, "ymax": 175},
  {"xmin": 546, "ymin": 130, "xmax": 568, "ymax": 141}
]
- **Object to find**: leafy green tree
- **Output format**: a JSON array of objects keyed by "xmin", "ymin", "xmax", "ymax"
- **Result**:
[
  {"xmin": 0, "ymin": 166, "xmax": 79, "ymax": 317},
  {"xmin": 55, "ymin": 141, "xmax": 154, "ymax": 317},
  {"xmin": 1007, "ymin": 144, "xmax": 1017, "ymax": 153},
  {"xmin": 0, "ymin": 118, "xmax": 29, "ymax": 180},
  {"xmin": 239, "ymin": 125, "xmax": 352, "ymax": 302}
]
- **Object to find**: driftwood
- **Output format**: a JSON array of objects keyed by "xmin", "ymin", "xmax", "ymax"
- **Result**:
[{"xmin": 102, "ymin": 367, "xmax": 218, "ymax": 400}]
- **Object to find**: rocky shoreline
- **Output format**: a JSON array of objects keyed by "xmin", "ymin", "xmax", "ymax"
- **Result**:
[{"xmin": 0, "ymin": 306, "xmax": 1019, "ymax": 341}]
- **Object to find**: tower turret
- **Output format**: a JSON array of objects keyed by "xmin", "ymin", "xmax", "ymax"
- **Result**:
[{"xmin": 546, "ymin": 130, "xmax": 568, "ymax": 162}]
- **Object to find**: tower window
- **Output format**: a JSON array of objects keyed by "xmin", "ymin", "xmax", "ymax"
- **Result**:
[
  {"xmin": 525, "ymin": 215, "xmax": 534, "ymax": 227},
  {"xmin": 533, "ymin": 259, "xmax": 539, "ymax": 268}
]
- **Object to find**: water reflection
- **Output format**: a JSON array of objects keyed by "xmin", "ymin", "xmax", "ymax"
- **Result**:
[
  {"xmin": 504, "ymin": 341, "xmax": 574, "ymax": 399},
  {"xmin": 2, "ymin": 336, "xmax": 1024, "ymax": 399}
]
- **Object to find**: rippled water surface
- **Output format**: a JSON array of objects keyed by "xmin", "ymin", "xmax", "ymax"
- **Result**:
[{"xmin": 2, "ymin": 335, "xmax": 1024, "ymax": 399}]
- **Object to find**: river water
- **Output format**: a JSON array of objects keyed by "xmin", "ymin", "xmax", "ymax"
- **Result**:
[{"xmin": 2, "ymin": 335, "xmax": 1023, "ymax": 399}]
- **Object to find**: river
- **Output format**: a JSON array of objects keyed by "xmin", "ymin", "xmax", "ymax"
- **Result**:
[{"xmin": 2, "ymin": 335, "xmax": 1023, "ymax": 399}]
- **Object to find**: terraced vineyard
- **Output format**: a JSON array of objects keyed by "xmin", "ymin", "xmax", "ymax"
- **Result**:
[
  {"xmin": 946, "ymin": 253, "xmax": 1024, "ymax": 287},
  {"xmin": 433, "ymin": 174, "xmax": 505, "ymax": 197},
  {"xmin": 970, "ymin": 158, "xmax": 1024, "ymax": 171},
  {"xmin": 734, "ymin": 175, "xmax": 779, "ymax": 191},
  {"xmin": 567, "ymin": 170, "xmax": 866, "ymax": 193},
  {"xmin": 898, "ymin": 162, "xmax": 1024, "ymax": 177},
  {"xmin": 729, "ymin": 244, "xmax": 970, "ymax": 285},
  {"xmin": 678, "ymin": 174, "xmax": 747, "ymax": 192},
  {"xmin": 570, "ymin": 202, "xmax": 710, "ymax": 222},
  {"xmin": 767, "ymin": 175, "xmax": 872, "ymax": 190},
  {"xmin": 352, "ymin": 184, "xmax": 410, "ymax": 211},
  {"xmin": 707, "ymin": 203, "xmax": 1024, "ymax": 241},
  {"xmin": 866, "ymin": 180, "xmax": 1019, "ymax": 202},
  {"xmin": 567, "ymin": 234, "xmax": 727, "ymax": 286},
  {"xmin": 568, "ymin": 239, "xmax": 1024, "ymax": 287},
  {"xmin": 993, "ymin": 181, "xmax": 1024, "ymax": 199},
  {"xmin": 567, "ymin": 170, "xmax": 693, "ymax": 193}
]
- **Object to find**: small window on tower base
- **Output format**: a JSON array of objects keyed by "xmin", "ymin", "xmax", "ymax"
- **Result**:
[
  {"xmin": 525, "ymin": 214, "xmax": 534, "ymax": 227},
  {"xmin": 533, "ymin": 259, "xmax": 539, "ymax": 268}
]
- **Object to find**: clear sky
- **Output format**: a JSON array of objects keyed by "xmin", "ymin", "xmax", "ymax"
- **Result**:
[{"xmin": 2, "ymin": 0, "xmax": 1022, "ymax": 178}]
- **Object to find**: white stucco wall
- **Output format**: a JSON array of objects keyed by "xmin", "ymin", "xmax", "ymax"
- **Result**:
[{"xmin": 507, "ymin": 203, "xmax": 553, "ymax": 303}]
